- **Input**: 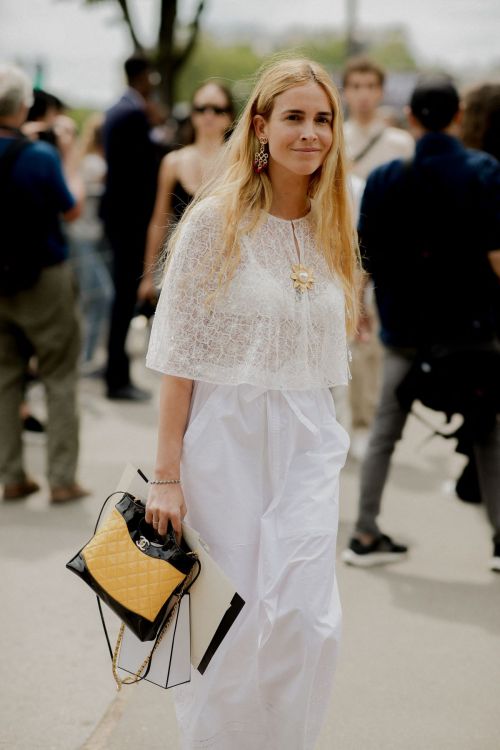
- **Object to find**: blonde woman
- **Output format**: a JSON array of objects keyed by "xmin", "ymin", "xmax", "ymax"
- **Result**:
[{"xmin": 145, "ymin": 58, "xmax": 359, "ymax": 750}]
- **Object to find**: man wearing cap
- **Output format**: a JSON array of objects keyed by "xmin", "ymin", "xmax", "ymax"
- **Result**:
[{"xmin": 342, "ymin": 76, "xmax": 500, "ymax": 571}]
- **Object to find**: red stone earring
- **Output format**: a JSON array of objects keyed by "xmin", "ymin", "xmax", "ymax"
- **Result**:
[{"xmin": 254, "ymin": 137, "xmax": 269, "ymax": 173}]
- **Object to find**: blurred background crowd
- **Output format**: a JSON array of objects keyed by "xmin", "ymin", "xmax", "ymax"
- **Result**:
[
  {"xmin": 0, "ymin": 0, "xmax": 499, "ymax": 504},
  {"xmin": 2, "ymin": 4, "xmax": 500, "ymax": 748}
]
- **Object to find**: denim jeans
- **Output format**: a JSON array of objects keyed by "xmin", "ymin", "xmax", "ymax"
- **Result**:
[
  {"xmin": 355, "ymin": 346, "xmax": 500, "ymax": 544},
  {"xmin": 69, "ymin": 237, "xmax": 114, "ymax": 363}
]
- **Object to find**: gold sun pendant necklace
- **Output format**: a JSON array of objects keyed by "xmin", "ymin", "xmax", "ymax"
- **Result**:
[{"xmin": 290, "ymin": 220, "xmax": 314, "ymax": 295}]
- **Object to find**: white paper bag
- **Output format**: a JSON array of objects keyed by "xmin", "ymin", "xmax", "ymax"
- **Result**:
[
  {"xmin": 180, "ymin": 523, "xmax": 245, "ymax": 673},
  {"xmin": 116, "ymin": 464, "xmax": 245, "ymax": 674},
  {"xmin": 117, "ymin": 593, "xmax": 191, "ymax": 689}
]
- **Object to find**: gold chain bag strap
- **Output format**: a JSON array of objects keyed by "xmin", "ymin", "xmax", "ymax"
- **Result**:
[
  {"xmin": 66, "ymin": 491, "xmax": 201, "ymax": 688},
  {"xmin": 111, "ymin": 574, "xmax": 193, "ymax": 690}
]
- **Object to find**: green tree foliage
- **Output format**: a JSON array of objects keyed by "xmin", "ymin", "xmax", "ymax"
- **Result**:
[
  {"xmin": 294, "ymin": 36, "xmax": 348, "ymax": 69},
  {"xmin": 174, "ymin": 29, "xmax": 416, "ymax": 106},
  {"xmin": 370, "ymin": 32, "xmax": 417, "ymax": 71},
  {"xmin": 282, "ymin": 29, "xmax": 417, "ymax": 73},
  {"xmin": 74, "ymin": 1, "xmax": 418, "ymax": 107},
  {"xmin": 175, "ymin": 34, "xmax": 262, "ymax": 104}
]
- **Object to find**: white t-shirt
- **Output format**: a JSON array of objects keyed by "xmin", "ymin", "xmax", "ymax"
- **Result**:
[{"xmin": 344, "ymin": 119, "xmax": 415, "ymax": 180}]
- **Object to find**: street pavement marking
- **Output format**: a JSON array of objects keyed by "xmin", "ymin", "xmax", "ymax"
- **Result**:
[{"xmin": 79, "ymin": 689, "xmax": 133, "ymax": 750}]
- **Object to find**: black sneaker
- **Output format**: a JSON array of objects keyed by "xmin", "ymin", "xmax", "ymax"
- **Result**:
[
  {"xmin": 341, "ymin": 534, "xmax": 408, "ymax": 567},
  {"xmin": 22, "ymin": 415, "xmax": 45, "ymax": 433},
  {"xmin": 107, "ymin": 384, "xmax": 151, "ymax": 402},
  {"xmin": 490, "ymin": 543, "xmax": 500, "ymax": 573}
]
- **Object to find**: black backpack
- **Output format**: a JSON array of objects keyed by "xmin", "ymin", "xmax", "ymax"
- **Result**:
[
  {"xmin": 396, "ymin": 341, "xmax": 500, "ymax": 449},
  {"xmin": 0, "ymin": 137, "xmax": 48, "ymax": 295}
]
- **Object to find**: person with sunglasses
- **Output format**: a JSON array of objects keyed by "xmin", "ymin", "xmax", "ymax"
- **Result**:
[{"xmin": 137, "ymin": 81, "xmax": 234, "ymax": 303}]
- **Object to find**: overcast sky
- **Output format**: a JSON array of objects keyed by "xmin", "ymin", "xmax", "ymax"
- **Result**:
[{"xmin": 1, "ymin": 0, "xmax": 499, "ymax": 107}]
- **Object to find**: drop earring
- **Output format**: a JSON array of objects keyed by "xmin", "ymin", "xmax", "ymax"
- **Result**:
[{"xmin": 254, "ymin": 137, "xmax": 269, "ymax": 174}]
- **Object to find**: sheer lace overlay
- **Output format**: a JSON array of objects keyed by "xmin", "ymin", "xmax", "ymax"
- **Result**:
[{"xmin": 146, "ymin": 198, "xmax": 349, "ymax": 390}]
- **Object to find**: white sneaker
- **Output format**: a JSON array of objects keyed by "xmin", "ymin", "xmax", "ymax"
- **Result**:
[{"xmin": 490, "ymin": 544, "xmax": 500, "ymax": 573}]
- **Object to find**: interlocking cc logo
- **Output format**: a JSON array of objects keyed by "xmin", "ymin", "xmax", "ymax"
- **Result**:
[{"xmin": 136, "ymin": 536, "xmax": 150, "ymax": 551}]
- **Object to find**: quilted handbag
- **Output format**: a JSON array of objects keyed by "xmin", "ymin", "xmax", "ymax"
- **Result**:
[{"xmin": 66, "ymin": 491, "xmax": 200, "ymax": 643}]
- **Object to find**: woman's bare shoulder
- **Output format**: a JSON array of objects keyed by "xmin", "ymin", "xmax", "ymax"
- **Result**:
[{"xmin": 157, "ymin": 149, "xmax": 182, "ymax": 185}]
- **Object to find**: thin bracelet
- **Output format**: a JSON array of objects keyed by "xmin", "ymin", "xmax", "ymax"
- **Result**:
[{"xmin": 149, "ymin": 478, "xmax": 181, "ymax": 485}]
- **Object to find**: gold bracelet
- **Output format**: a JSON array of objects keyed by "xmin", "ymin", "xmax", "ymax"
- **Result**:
[{"xmin": 149, "ymin": 478, "xmax": 181, "ymax": 485}]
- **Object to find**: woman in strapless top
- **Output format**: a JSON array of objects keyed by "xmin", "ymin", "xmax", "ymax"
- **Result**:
[
  {"xmin": 170, "ymin": 179, "xmax": 193, "ymax": 223},
  {"xmin": 138, "ymin": 82, "xmax": 234, "ymax": 302}
]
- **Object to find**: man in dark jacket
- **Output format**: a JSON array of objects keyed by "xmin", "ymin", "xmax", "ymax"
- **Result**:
[
  {"xmin": 341, "ymin": 77, "xmax": 500, "ymax": 571},
  {"xmin": 102, "ymin": 56, "xmax": 159, "ymax": 400}
]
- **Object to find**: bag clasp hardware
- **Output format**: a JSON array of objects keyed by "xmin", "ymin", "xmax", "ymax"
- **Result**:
[{"xmin": 136, "ymin": 536, "xmax": 150, "ymax": 551}]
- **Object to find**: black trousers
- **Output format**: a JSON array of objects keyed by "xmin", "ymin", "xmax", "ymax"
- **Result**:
[{"xmin": 105, "ymin": 224, "xmax": 146, "ymax": 391}]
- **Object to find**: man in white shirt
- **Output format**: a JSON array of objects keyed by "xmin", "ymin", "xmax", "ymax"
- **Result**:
[
  {"xmin": 342, "ymin": 57, "xmax": 414, "ymax": 440},
  {"xmin": 343, "ymin": 57, "xmax": 414, "ymax": 180}
]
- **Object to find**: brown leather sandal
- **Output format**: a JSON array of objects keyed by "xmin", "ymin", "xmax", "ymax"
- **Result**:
[
  {"xmin": 3, "ymin": 478, "xmax": 40, "ymax": 500},
  {"xmin": 50, "ymin": 483, "xmax": 90, "ymax": 504}
]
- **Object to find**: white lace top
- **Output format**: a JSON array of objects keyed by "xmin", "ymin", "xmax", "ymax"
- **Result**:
[{"xmin": 146, "ymin": 198, "xmax": 349, "ymax": 390}]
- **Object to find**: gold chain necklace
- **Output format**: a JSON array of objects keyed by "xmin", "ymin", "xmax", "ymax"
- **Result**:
[{"xmin": 290, "ymin": 220, "xmax": 315, "ymax": 294}]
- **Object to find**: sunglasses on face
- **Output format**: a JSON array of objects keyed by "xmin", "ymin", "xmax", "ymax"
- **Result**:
[{"xmin": 192, "ymin": 104, "xmax": 231, "ymax": 116}]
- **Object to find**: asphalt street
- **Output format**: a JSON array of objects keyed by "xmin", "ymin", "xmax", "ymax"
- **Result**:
[{"xmin": 1, "ymin": 338, "xmax": 499, "ymax": 750}]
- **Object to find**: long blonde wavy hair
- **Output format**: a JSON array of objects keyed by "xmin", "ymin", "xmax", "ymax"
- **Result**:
[{"xmin": 166, "ymin": 57, "xmax": 361, "ymax": 335}]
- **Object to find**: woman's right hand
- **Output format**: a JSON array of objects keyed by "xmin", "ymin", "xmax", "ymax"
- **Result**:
[{"xmin": 145, "ymin": 483, "xmax": 187, "ymax": 541}]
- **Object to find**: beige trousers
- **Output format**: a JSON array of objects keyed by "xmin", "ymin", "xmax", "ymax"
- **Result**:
[
  {"xmin": 0, "ymin": 262, "xmax": 81, "ymax": 487},
  {"xmin": 349, "ymin": 285, "xmax": 383, "ymax": 428},
  {"xmin": 349, "ymin": 334, "xmax": 383, "ymax": 428}
]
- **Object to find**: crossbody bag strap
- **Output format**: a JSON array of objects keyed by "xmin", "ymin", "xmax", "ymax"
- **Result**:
[
  {"xmin": 352, "ymin": 129, "xmax": 385, "ymax": 164},
  {"xmin": 110, "ymin": 556, "xmax": 202, "ymax": 690}
]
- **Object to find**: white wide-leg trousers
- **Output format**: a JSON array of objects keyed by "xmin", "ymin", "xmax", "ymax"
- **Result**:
[{"xmin": 175, "ymin": 382, "xmax": 349, "ymax": 750}]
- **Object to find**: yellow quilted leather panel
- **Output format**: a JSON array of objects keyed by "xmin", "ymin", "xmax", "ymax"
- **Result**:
[{"xmin": 82, "ymin": 509, "xmax": 185, "ymax": 621}]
